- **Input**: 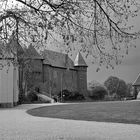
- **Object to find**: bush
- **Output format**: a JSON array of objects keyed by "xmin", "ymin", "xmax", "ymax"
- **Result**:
[
  {"xmin": 57, "ymin": 90, "xmax": 85, "ymax": 101},
  {"xmin": 26, "ymin": 90, "xmax": 38, "ymax": 102},
  {"xmin": 18, "ymin": 90, "xmax": 26, "ymax": 104},
  {"xmin": 88, "ymin": 86, "xmax": 108, "ymax": 100},
  {"xmin": 57, "ymin": 89, "xmax": 70, "ymax": 101},
  {"xmin": 70, "ymin": 91, "xmax": 85, "ymax": 100}
]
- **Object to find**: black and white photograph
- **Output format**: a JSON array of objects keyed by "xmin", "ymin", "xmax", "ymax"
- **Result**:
[{"xmin": 0, "ymin": 0, "xmax": 140, "ymax": 139}]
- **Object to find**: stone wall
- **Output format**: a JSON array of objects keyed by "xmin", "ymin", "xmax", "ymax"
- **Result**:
[
  {"xmin": 30, "ymin": 59, "xmax": 43, "ymax": 87},
  {"xmin": 29, "ymin": 60, "xmax": 87, "ymax": 96},
  {"xmin": 75, "ymin": 66, "xmax": 87, "ymax": 96},
  {"xmin": 43, "ymin": 65, "xmax": 78, "ymax": 95}
]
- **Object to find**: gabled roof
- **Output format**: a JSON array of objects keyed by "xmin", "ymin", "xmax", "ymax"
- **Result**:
[
  {"xmin": 133, "ymin": 73, "xmax": 140, "ymax": 86},
  {"xmin": 0, "ymin": 37, "xmax": 25, "ymax": 59},
  {"xmin": 74, "ymin": 52, "xmax": 87, "ymax": 67},
  {"xmin": 41, "ymin": 50, "xmax": 74, "ymax": 68},
  {"xmin": 8, "ymin": 37, "xmax": 25, "ymax": 57},
  {"xmin": 0, "ymin": 41, "xmax": 14, "ymax": 59},
  {"xmin": 24, "ymin": 44, "xmax": 43, "ymax": 59}
]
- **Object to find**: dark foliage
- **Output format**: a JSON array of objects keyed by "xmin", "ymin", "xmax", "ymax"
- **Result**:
[
  {"xmin": 117, "ymin": 79, "xmax": 127, "ymax": 98},
  {"xmin": 18, "ymin": 89, "xmax": 26, "ymax": 104},
  {"xmin": 126, "ymin": 83, "xmax": 134, "ymax": 97},
  {"xmin": 57, "ymin": 89, "xmax": 85, "ymax": 101},
  {"xmin": 104, "ymin": 76, "xmax": 119, "ymax": 95},
  {"xmin": 104, "ymin": 76, "xmax": 128, "ymax": 99},
  {"xmin": 26, "ymin": 90, "xmax": 38, "ymax": 102},
  {"xmin": 88, "ymin": 86, "xmax": 108, "ymax": 100}
]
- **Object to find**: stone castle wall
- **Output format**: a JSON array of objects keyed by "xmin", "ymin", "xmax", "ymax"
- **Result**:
[
  {"xmin": 29, "ymin": 59, "xmax": 87, "ymax": 96},
  {"xmin": 43, "ymin": 65, "xmax": 78, "ymax": 95}
]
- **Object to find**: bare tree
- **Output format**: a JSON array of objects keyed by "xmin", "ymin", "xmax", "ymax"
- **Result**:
[{"xmin": 0, "ymin": 0, "xmax": 140, "ymax": 68}]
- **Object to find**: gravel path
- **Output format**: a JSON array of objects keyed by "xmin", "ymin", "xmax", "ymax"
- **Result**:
[{"xmin": 0, "ymin": 103, "xmax": 140, "ymax": 140}]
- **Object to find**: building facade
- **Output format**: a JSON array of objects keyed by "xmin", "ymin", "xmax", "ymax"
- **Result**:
[
  {"xmin": 0, "ymin": 40, "xmax": 88, "ymax": 107},
  {"xmin": 25, "ymin": 45, "xmax": 88, "ymax": 97},
  {"xmin": 133, "ymin": 73, "xmax": 140, "ymax": 99},
  {"xmin": 0, "ymin": 41, "xmax": 19, "ymax": 107}
]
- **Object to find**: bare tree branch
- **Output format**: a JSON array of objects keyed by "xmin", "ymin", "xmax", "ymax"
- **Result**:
[{"xmin": 0, "ymin": 0, "xmax": 139, "ymax": 68}]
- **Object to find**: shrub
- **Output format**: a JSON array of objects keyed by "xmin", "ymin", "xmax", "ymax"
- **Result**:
[
  {"xmin": 57, "ymin": 89, "xmax": 71, "ymax": 101},
  {"xmin": 70, "ymin": 91, "xmax": 85, "ymax": 100},
  {"xmin": 88, "ymin": 85, "xmax": 108, "ymax": 100},
  {"xmin": 57, "ymin": 89, "xmax": 85, "ymax": 101},
  {"xmin": 26, "ymin": 90, "xmax": 38, "ymax": 102},
  {"xmin": 18, "ymin": 90, "xmax": 26, "ymax": 104}
]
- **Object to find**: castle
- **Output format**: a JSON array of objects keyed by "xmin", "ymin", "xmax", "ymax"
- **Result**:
[
  {"xmin": 0, "ymin": 41, "xmax": 88, "ymax": 107},
  {"xmin": 24, "ymin": 45, "xmax": 88, "ymax": 97}
]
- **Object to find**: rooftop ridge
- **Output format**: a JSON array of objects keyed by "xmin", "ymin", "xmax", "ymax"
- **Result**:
[{"xmin": 41, "ymin": 49, "xmax": 74, "ymax": 68}]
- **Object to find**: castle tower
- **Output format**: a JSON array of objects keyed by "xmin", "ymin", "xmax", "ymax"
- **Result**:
[{"xmin": 74, "ymin": 52, "xmax": 88, "ymax": 96}]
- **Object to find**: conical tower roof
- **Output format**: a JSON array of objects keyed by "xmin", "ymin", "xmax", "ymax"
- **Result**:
[
  {"xmin": 0, "ymin": 35, "xmax": 24, "ymax": 59},
  {"xmin": 24, "ymin": 44, "xmax": 43, "ymax": 59},
  {"xmin": 74, "ymin": 52, "xmax": 87, "ymax": 67},
  {"xmin": 133, "ymin": 73, "xmax": 140, "ymax": 86}
]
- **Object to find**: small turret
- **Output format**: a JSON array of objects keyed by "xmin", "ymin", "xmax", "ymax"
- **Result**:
[
  {"xmin": 74, "ymin": 52, "xmax": 88, "ymax": 96},
  {"xmin": 74, "ymin": 52, "xmax": 88, "ymax": 67}
]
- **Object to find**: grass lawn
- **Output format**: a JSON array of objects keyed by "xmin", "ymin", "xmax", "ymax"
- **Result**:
[{"xmin": 27, "ymin": 101, "xmax": 140, "ymax": 124}]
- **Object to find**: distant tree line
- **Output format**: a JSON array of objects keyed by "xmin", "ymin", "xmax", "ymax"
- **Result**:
[{"xmin": 88, "ymin": 76, "xmax": 134, "ymax": 101}]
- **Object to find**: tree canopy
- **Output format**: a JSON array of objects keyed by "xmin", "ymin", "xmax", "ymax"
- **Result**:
[
  {"xmin": 104, "ymin": 76, "xmax": 127, "ymax": 98},
  {"xmin": 0, "ymin": 0, "xmax": 140, "ymax": 68},
  {"xmin": 88, "ymin": 81, "xmax": 108, "ymax": 100},
  {"xmin": 104, "ymin": 76, "xmax": 119, "ymax": 95}
]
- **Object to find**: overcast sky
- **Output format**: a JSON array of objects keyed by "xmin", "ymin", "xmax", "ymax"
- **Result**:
[
  {"xmin": 87, "ymin": 34, "xmax": 140, "ymax": 84},
  {"xmin": 2, "ymin": 1, "xmax": 140, "ymax": 84},
  {"xmin": 87, "ymin": 46, "xmax": 140, "ymax": 84},
  {"xmin": 86, "ymin": 13, "xmax": 140, "ymax": 84}
]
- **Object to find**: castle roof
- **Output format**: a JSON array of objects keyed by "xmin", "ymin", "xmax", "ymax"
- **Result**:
[
  {"xmin": 41, "ymin": 50, "xmax": 74, "ymax": 68},
  {"xmin": 23, "ymin": 45, "xmax": 87, "ymax": 69},
  {"xmin": 74, "ymin": 52, "xmax": 87, "ymax": 67},
  {"xmin": 0, "ymin": 37, "xmax": 25, "ymax": 59},
  {"xmin": 24, "ymin": 44, "xmax": 43, "ymax": 60},
  {"xmin": 133, "ymin": 73, "xmax": 140, "ymax": 86}
]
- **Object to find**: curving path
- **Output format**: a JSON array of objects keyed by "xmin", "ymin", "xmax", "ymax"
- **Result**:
[{"xmin": 0, "ymin": 103, "xmax": 140, "ymax": 140}]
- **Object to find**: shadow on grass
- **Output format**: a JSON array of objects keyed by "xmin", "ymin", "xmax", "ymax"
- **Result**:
[{"xmin": 27, "ymin": 101, "xmax": 140, "ymax": 125}]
